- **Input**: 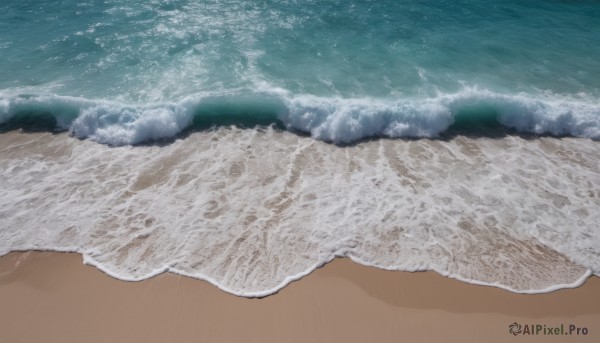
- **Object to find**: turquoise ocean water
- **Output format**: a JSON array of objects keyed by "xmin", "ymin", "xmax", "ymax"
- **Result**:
[{"xmin": 1, "ymin": 0, "xmax": 599, "ymax": 144}]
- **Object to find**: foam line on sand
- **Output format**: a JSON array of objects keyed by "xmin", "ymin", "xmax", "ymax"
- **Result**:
[{"xmin": 1, "ymin": 251, "xmax": 599, "ymax": 343}]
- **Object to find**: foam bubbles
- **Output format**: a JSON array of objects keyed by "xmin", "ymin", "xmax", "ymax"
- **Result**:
[
  {"xmin": 0, "ymin": 129, "xmax": 598, "ymax": 296},
  {"xmin": 1, "ymin": 88, "xmax": 599, "ymax": 146},
  {"xmin": 71, "ymin": 103, "xmax": 193, "ymax": 145},
  {"xmin": 282, "ymin": 95, "xmax": 454, "ymax": 143},
  {"xmin": 282, "ymin": 89, "xmax": 600, "ymax": 143}
]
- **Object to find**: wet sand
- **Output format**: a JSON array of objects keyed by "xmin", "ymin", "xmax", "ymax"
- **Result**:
[{"xmin": 1, "ymin": 251, "xmax": 599, "ymax": 343}]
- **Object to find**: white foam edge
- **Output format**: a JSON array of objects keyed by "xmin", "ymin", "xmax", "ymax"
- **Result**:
[
  {"xmin": 347, "ymin": 255, "xmax": 594, "ymax": 295},
  {"xmin": 2, "ymin": 87, "xmax": 600, "ymax": 146},
  {"xmin": 0, "ymin": 248, "xmax": 593, "ymax": 297}
]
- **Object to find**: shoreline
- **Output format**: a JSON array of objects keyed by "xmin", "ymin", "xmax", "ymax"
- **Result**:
[
  {"xmin": 1, "ymin": 251, "xmax": 599, "ymax": 342},
  {"xmin": 2, "ymin": 130, "xmax": 598, "ymax": 296}
]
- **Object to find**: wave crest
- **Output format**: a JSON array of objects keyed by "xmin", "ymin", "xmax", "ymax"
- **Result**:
[
  {"xmin": 1, "ymin": 88, "xmax": 599, "ymax": 145},
  {"xmin": 72, "ymin": 103, "xmax": 193, "ymax": 146}
]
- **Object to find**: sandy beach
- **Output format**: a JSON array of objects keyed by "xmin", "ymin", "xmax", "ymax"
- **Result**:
[{"xmin": 1, "ymin": 251, "xmax": 598, "ymax": 343}]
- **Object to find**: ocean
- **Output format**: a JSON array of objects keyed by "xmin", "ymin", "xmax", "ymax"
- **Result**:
[{"xmin": 1, "ymin": 0, "xmax": 599, "ymax": 296}]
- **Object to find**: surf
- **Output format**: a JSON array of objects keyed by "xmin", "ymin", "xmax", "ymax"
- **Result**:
[{"xmin": 2, "ymin": 88, "xmax": 599, "ymax": 145}]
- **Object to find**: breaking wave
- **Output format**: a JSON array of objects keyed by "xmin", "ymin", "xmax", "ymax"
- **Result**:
[{"xmin": 1, "ymin": 88, "xmax": 599, "ymax": 145}]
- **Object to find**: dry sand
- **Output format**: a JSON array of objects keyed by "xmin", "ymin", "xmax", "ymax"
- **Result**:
[{"xmin": 0, "ymin": 251, "xmax": 598, "ymax": 343}]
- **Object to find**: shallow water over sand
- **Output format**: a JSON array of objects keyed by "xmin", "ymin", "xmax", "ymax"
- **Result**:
[{"xmin": 0, "ymin": 130, "xmax": 598, "ymax": 296}]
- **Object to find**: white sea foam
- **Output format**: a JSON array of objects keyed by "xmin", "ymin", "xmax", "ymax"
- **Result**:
[
  {"xmin": 282, "ymin": 95, "xmax": 454, "ymax": 142},
  {"xmin": 283, "ymin": 89, "xmax": 600, "ymax": 143},
  {"xmin": 71, "ymin": 102, "xmax": 194, "ymax": 146},
  {"xmin": 0, "ymin": 128, "xmax": 598, "ymax": 296},
  {"xmin": 1, "ymin": 88, "xmax": 599, "ymax": 146}
]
